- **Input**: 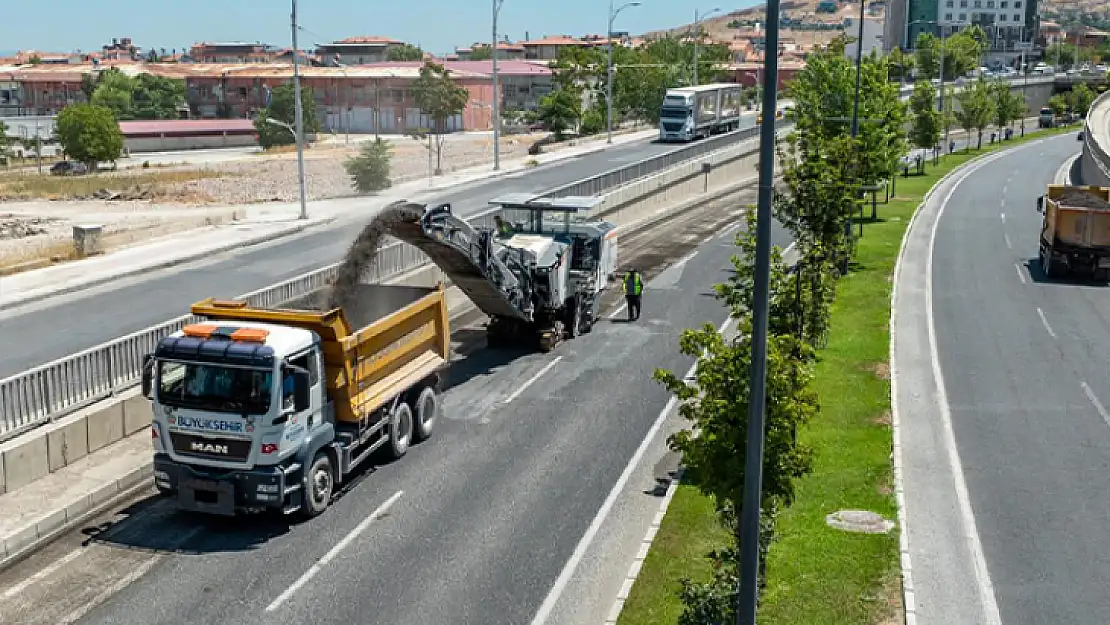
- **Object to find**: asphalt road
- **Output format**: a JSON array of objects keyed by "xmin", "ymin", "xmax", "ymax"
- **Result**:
[
  {"xmin": 0, "ymin": 118, "xmax": 763, "ymax": 379},
  {"xmin": 0, "ymin": 187, "xmax": 792, "ymax": 625},
  {"xmin": 929, "ymin": 134, "xmax": 1110, "ymax": 624}
]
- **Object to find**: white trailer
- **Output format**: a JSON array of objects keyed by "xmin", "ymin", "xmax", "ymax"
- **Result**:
[{"xmin": 658, "ymin": 83, "xmax": 743, "ymax": 142}]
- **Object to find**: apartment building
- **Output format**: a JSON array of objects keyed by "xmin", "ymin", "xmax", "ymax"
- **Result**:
[
  {"xmin": 898, "ymin": 0, "xmax": 1039, "ymax": 52},
  {"xmin": 454, "ymin": 42, "xmax": 526, "ymax": 60},
  {"xmin": 315, "ymin": 36, "xmax": 405, "ymax": 65},
  {"xmin": 189, "ymin": 42, "xmax": 278, "ymax": 64}
]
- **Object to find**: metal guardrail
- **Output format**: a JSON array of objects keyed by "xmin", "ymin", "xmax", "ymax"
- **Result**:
[{"xmin": 0, "ymin": 122, "xmax": 777, "ymax": 441}]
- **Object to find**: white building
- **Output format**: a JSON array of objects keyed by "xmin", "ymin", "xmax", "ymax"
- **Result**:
[{"xmin": 845, "ymin": 17, "xmax": 886, "ymax": 58}]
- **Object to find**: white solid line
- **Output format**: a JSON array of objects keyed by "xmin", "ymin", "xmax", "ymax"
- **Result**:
[
  {"xmin": 718, "ymin": 222, "xmax": 743, "ymax": 240},
  {"xmin": 673, "ymin": 250, "xmax": 698, "ymax": 268},
  {"xmin": 1036, "ymin": 307, "xmax": 1056, "ymax": 339},
  {"xmin": 529, "ymin": 315, "xmax": 733, "ymax": 625},
  {"xmin": 503, "ymin": 356, "xmax": 563, "ymax": 404},
  {"xmin": 1014, "ymin": 263, "xmax": 1027, "ymax": 284},
  {"xmin": 1081, "ymin": 381, "xmax": 1110, "ymax": 428},
  {"xmin": 925, "ymin": 151, "xmax": 1010, "ymax": 625},
  {"xmin": 608, "ymin": 302, "xmax": 629, "ymax": 320},
  {"xmin": 1004, "ymin": 233, "xmax": 1012, "ymax": 250},
  {"xmin": 266, "ymin": 490, "xmax": 404, "ymax": 612},
  {"xmin": 2, "ymin": 548, "xmax": 85, "ymax": 599}
]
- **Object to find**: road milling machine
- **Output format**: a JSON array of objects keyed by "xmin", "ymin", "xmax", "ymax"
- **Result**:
[{"xmin": 381, "ymin": 194, "xmax": 619, "ymax": 351}]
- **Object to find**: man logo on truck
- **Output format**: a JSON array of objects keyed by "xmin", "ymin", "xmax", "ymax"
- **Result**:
[{"xmin": 191, "ymin": 441, "xmax": 230, "ymax": 455}]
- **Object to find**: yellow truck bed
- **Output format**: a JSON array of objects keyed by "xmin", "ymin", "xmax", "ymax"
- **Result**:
[
  {"xmin": 190, "ymin": 284, "xmax": 451, "ymax": 423},
  {"xmin": 1043, "ymin": 185, "xmax": 1110, "ymax": 248}
]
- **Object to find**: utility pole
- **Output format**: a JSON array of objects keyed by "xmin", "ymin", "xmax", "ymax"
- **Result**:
[
  {"xmin": 492, "ymin": 0, "xmax": 505, "ymax": 170},
  {"xmin": 735, "ymin": 0, "xmax": 780, "ymax": 621},
  {"xmin": 693, "ymin": 7, "xmax": 723, "ymax": 86},
  {"xmin": 291, "ymin": 0, "xmax": 309, "ymax": 220},
  {"xmin": 607, "ymin": 0, "xmax": 641, "ymax": 144}
]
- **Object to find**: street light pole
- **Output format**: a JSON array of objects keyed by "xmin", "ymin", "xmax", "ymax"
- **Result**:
[
  {"xmin": 735, "ymin": 0, "xmax": 781, "ymax": 620},
  {"xmin": 290, "ymin": 0, "xmax": 308, "ymax": 220},
  {"xmin": 693, "ymin": 7, "xmax": 722, "ymax": 86},
  {"xmin": 492, "ymin": 0, "xmax": 505, "ymax": 170},
  {"xmin": 606, "ymin": 0, "xmax": 641, "ymax": 144}
]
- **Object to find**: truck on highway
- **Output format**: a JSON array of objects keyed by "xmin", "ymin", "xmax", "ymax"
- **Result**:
[
  {"xmin": 1038, "ymin": 106, "xmax": 1057, "ymax": 128},
  {"xmin": 658, "ymin": 83, "xmax": 743, "ymax": 142},
  {"xmin": 1037, "ymin": 184, "xmax": 1110, "ymax": 279},
  {"xmin": 141, "ymin": 284, "xmax": 451, "ymax": 518}
]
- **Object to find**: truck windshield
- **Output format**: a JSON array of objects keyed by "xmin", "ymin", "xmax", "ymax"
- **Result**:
[
  {"xmin": 660, "ymin": 106, "xmax": 690, "ymax": 119},
  {"xmin": 157, "ymin": 360, "xmax": 273, "ymax": 415}
]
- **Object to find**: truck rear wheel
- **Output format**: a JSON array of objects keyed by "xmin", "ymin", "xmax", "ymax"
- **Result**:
[
  {"xmin": 388, "ymin": 403, "xmax": 413, "ymax": 459},
  {"xmin": 413, "ymin": 386, "xmax": 437, "ymax": 443},
  {"xmin": 301, "ymin": 452, "xmax": 334, "ymax": 519}
]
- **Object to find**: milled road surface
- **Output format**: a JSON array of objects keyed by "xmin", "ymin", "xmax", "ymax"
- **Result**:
[
  {"xmin": 0, "ymin": 121, "xmax": 765, "ymax": 378},
  {"xmin": 0, "ymin": 186, "xmax": 792, "ymax": 625},
  {"xmin": 912, "ymin": 133, "xmax": 1110, "ymax": 624}
]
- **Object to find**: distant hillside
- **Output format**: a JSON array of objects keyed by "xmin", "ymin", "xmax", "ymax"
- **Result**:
[{"xmin": 643, "ymin": 1, "xmax": 860, "ymax": 49}]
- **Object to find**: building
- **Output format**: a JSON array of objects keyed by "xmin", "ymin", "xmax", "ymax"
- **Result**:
[
  {"xmin": 189, "ymin": 42, "xmax": 278, "ymax": 64},
  {"xmin": 520, "ymin": 35, "xmax": 600, "ymax": 60},
  {"xmin": 884, "ymin": 0, "xmax": 910, "ymax": 50},
  {"xmin": 315, "ymin": 36, "xmax": 405, "ymax": 66},
  {"xmin": 900, "ymin": 0, "xmax": 1039, "ymax": 56},
  {"xmin": 844, "ymin": 17, "xmax": 886, "ymax": 58},
  {"xmin": 100, "ymin": 37, "xmax": 141, "ymax": 62},
  {"xmin": 119, "ymin": 119, "xmax": 257, "ymax": 152},
  {"xmin": 454, "ymin": 42, "xmax": 526, "ymax": 61},
  {"xmin": 727, "ymin": 61, "xmax": 807, "ymax": 89}
]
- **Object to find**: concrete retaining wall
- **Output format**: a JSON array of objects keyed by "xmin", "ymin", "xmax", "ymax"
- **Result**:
[{"xmin": 1081, "ymin": 90, "xmax": 1110, "ymax": 188}]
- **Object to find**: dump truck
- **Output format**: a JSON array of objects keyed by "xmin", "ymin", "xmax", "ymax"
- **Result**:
[
  {"xmin": 141, "ymin": 284, "xmax": 451, "ymax": 517},
  {"xmin": 1037, "ymin": 184, "xmax": 1110, "ymax": 279},
  {"xmin": 1038, "ymin": 107, "xmax": 1057, "ymax": 128},
  {"xmin": 658, "ymin": 84, "xmax": 743, "ymax": 142}
]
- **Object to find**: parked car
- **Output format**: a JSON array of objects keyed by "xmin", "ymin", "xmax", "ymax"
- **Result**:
[{"xmin": 50, "ymin": 161, "xmax": 88, "ymax": 176}]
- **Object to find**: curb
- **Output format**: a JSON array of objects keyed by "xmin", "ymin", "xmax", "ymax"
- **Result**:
[
  {"xmin": 603, "ymin": 467, "xmax": 686, "ymax": 625},
  {"xmin": 0, "ymin": 217, "xmax": 338, "ymax": 312},
  {"xmin": 888, "ymin": 134, "xmax": 1061, "ymax": 625}
]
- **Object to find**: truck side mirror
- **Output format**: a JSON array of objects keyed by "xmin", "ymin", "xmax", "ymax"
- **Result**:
[
  {"xmin": 293, "ymin": 371, "xmax": 311, "ymax": 412},
  {"xmin": 1036, "ymin": 196, "xmax": 1044, "ymax": 213},
  {"xmin": 141, "ymin": 355, "xmax": 155, "ymax": 400}
]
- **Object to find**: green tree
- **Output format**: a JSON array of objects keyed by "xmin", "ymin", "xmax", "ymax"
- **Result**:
[
  {"xmin": 131, "ymin": 74, "xmax": 186, "ymax": 119},
  {"xmin": 1069, "ymin": 82, "xmax": 1096, "ymax": 117},
  {"xmin": 888, "ymin": 47, "xmax": 916, "ymax": 81},
  {"xmin": 90, "ymin": 69, "xmax": 137, "ymax": 119},
  {"xmin": 411, "ymin": 61, "xmax": 470, "ymax": 175},
  {"xmin": 955, "ymin": 78, "xmax": 994, "ymax": 149},
  {"xmin": 253, "ymin": 83, "xmax": 322, "ymax": 150},
  {"xmin": 28, "ymin": 54, "xmax": 42, "ymax": 65},
  {"xmin": 909, "ymin": 80, "xmax": 942, "ymax": 151},
  {"xmin": 1048, "ymin": 93, "xmax": 1070, "ymax": 117},
  {"xmin": 344, "ymin": 138, "xmax": 393, "ymax": 193},
  {"xmin": 387, "ymin": 44, "xmax": 425, "ymax": 62},
  {"xmin": 467, "ymin": 46, "xmax": 494, "ymax": 61},
  {"xmin": 855, "ymin": 51, "xmax": 907, "ymax": 189},
  {"xmin": 579, "ymin": 104, "xmax": 605, "ymax": 136},
  {"xmin": 55, "ymin": 104, "xmax": 124, "ymax": 169},
  {"xmin": 991, "ymin": 81, "xmax": 1025, "ymax": 132},
  {"xmin": 914, "ymin": 29, "xmax": 982, "ymax": 79},
  {"xmin": 537, "ymin": 88, "xmax": 582, "ymax": 139}
]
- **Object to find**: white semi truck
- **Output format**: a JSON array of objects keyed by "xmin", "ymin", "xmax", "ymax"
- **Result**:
[{"xmin": 658, "ymin": 83, "xmax": 743, "ymax": 142}]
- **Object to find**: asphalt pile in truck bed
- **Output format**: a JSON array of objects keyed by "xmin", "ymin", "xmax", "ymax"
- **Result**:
[
  {"xmin": 1056, "ymin": 187, "xmax": 1110, "ymax": 210},
  {"xmin": 326, "ymin": 201, "xmax": 426, "ymax": 310}
]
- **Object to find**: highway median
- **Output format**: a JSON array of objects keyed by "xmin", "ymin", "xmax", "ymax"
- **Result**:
[{"xmin": 614, "ymin": 125, "xmax": 1076, "ymax": 625}]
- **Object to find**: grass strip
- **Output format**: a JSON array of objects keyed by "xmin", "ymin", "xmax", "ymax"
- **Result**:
[{"xmin": 617, "ymin": 125, "xmax": 1075, "ymax": 625}]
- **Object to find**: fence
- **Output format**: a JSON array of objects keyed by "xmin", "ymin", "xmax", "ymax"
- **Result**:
[{"xmin": 0, "ymin": 121, "xmax": 781, "ymax": 442}]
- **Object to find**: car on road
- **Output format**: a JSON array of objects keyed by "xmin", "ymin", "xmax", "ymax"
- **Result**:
[{"xmin": 49, "ymin": 161, "xmax": 87, "ymax": 176}]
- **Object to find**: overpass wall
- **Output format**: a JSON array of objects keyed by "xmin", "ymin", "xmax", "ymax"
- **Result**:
[{"xmin": 1082, "ymin": 90, "xmax": 1110, "ymax": 188}]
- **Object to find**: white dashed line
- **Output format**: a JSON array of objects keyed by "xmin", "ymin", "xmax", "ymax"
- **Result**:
[
  {"xmin": 1000, "ymin": 212, "xmax": 1006, "ymax": 223},
  {"xmin": 1004, "ymin": 233, "xmax": 1012, "ymax": 250},
  {"xmin": 1036, "ymin": 307, "xmax": 1056, "ymax": 339},
  {"xmin": 1081, "ymin": 381, "xmax": 1110, "ymax": 428},
  {"xmin": 1014, "ymin": 263, "xmax": 1027, "ymax": 284},
  {"xmin": 503, "ymin": 357, "xmax": 562, "ymax": 404}
]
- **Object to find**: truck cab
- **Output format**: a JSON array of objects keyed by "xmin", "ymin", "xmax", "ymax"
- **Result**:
[
  {"xmin": 145, "ymin": 321, "xmax": 326, "ymax": 515},
  {"xmin": 659, "ymin": 92, "xmax": 696, "ymax": 142}
]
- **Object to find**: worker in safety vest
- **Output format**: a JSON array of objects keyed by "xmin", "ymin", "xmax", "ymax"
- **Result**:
[
  {"xmin": 494, "ymin": 216, "xmax": 514, "ymax": 238},
  {"xmin": 623, "ymin": 269, "xmax": 644, "ymax": 321}
]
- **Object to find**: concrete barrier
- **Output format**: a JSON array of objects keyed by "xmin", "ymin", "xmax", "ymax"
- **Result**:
[{"xmin": 1081, "ymin": 90, "xmax": 1110, "ymax": 188}]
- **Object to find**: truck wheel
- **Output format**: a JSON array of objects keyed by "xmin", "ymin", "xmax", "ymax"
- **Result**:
[
  {"xmin": 301, "ymin": 452, "xmax": 334, "ymax": 518},
  {"xmin": 388, "ymin": 403, "xmax": 413, "ymax": 459},
  {"xmin": 413, "ymin": 386, "xmax": 437, "ymax": 443}
]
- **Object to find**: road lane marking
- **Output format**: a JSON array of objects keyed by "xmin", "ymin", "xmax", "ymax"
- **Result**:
[
  {"xmin": 1, "ymin": 548, "xmax": 85, "ymax": 599},
  {"xmin": 1015, "ymin": 263, "xmax": 1027, "ymax": 284},
  {"xmin": 1000, "ymin": 212, "xmax": 1006, "ymax": 223},
  {"xmin": 672, "ymin": 250, "xmax": 698, "ymax": 268},
  {"xmin": 1004, "ymin": 234, "xmax": 1013, "ymax": 250},
  {"xmin": 529, "ymin": 315, "xmax": 733, "ymax": 625},
  {"xmin": 717, "ymin": 222, "xmax": 743, "ymax": 241},
  {"xmin": 55, "ymin": 524, "xmax": 204, "ymax": 625},
  {"xmin": 1036, "ymin": 307, "xmax": 1057, "ymax": 339},
  {"xmin": 266, "ymin": 490, "xmax": 404, "ymax": 612},
  {"xmin": 503, "ymin": 357, "xmax": 563, "ymax": 404},
  {"xmin": 926, "ymin": 150, "xmax": 1013, "ymax": 625},
  {"xmin": 1081, "ymin": 382, "xmax": 1110, "ymax": 427}
]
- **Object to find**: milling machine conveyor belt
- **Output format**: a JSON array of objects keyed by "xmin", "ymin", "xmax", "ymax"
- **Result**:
[{"xmin": 380, "ymin": 201, "xmax": 532, "ymax": 322}]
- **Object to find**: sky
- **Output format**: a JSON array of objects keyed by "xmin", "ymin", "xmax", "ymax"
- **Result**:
[{"xmin": 3, "ymin": 0, "xmax": 762, "ymax": 58}]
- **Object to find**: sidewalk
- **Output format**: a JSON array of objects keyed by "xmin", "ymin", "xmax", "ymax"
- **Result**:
[{"xmin": 0, "ymin": 128, "xmax": 657, "ymax": 311}]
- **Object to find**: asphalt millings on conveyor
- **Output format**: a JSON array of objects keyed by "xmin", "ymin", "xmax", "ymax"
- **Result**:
[{"xmin": 326, "ymin": 200, "xmax": 426, "ymax": 310}]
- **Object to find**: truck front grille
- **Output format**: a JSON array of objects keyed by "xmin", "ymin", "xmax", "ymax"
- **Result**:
[
  {"xmin": 169, "ymin": 432, "xmax": 252, "ymax": 462},
  {"xmin": 662, "ymin": 122, "xmax": 684, "ymax": 132}
]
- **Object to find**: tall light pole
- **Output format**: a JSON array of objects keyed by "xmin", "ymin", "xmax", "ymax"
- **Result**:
[
  {"xmin": 492, "ymin": 0, "xmax": 506, "ymax": 170},
  {"xmin": 607, "ymin": 0, "xmax": 641, "ymax": 144},
  {"xmin": 290, "ymin": 0, "xmax": 308, "ymax": 220},
  {"xmin": 735, "ymin": 0, "xmax": 781, "ymax": 619},
  {"xmin": 692, "ymin": 7, "xmax": 722, "ymax": 86}
]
